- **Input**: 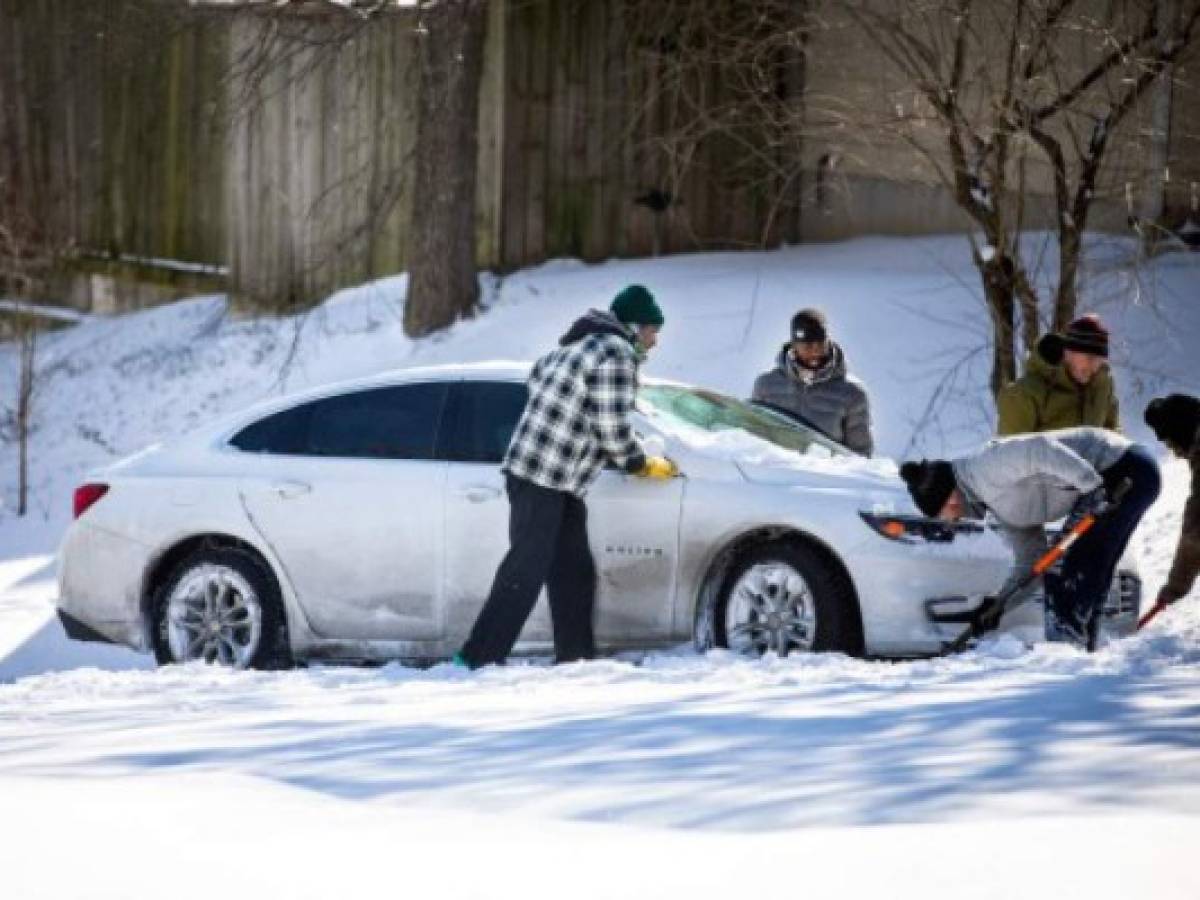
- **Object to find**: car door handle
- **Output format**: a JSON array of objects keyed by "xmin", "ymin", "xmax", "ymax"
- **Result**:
[
  {"xmin": 456, "ymin": 485, "xmax": 502, "ymax": 503},
  {"xmin": 269, "ymin": 480, "xmax": 311, "ymax": 499}
]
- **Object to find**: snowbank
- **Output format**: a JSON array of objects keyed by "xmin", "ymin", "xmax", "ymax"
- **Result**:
[{"xmin": 1, "ymin": 234, "xmax": 1198, "ymax": 898}]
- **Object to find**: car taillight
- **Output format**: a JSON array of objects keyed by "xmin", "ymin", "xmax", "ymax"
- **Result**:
[{"xmin": 73, "ymin": 483, "xmax": 109, "ymax": 519}]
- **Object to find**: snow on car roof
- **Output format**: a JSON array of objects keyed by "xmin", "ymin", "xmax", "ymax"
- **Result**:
[{"xmin": 196, "ymin": 361, "xmax": 531, "ymax": 437}]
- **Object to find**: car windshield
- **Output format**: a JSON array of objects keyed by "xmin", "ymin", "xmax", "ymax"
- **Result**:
[{"xmin": 638, "ymin": 384, "xmax": 850, "ymax": 458}]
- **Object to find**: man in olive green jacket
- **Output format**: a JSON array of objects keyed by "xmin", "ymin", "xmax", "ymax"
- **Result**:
[{"xmin": 997, "ymin": 314, "xmax": 1120, "ymax": 436}]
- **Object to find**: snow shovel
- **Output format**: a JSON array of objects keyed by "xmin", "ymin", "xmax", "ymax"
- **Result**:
[{"xmin": 933, "ymin": 478, "xmax": 1131, "ymax": 655}]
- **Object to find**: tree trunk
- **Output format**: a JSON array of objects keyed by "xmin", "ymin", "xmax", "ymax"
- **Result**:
[
  {"xmin": 404, "ymin": 0, "xmax": 490, "ymax": 338},
  {"xmin": 1054, "ymin": 226, "xmax": 1081, "ymax": 331},
  {"xmin": 981, "ymin": 255, "xmax": 1017, "ymax": 396},
  {"xmin": 1012, "ymin": 152, "xmax": 1041, "ymax": 357}
]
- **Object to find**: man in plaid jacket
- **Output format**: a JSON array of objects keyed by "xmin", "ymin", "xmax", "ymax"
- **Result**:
[{"xmin": 457, "ymin": 285, "xmax": 678, "ymax": 668}]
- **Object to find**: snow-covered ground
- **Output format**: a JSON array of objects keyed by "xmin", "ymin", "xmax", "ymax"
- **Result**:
[{"xmin": 1, "ymin": 235, "xmax": 1198, "ymax": 898}]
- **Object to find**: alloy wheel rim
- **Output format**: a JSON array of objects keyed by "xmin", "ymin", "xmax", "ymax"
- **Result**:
[
  {"xmin": 165, "ymin": 565, "xmax": 263, "ymax": 667},
  {"xmin": 725, "ymin": 562, "xmax": 816, "ymax": 656}
]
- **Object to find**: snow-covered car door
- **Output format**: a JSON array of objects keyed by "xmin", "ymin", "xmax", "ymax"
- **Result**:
[
  {"xmin": 587, "ymin": 458, "xmax": 683, "ymax": 645},
  {"xmin": 232, "ymin": 382, "xmax": 449, "ymax": 641},
  {"xmin": 439, "ymin": 381, "xmax": 682, "ymax": 650}
]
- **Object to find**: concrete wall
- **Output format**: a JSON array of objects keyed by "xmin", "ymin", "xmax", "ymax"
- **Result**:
[{"xmin": 800, "ymin": 1, "xmax": 1198, "ymax": 241}]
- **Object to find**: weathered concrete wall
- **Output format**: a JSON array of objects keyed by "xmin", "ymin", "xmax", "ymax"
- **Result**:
[{"xmin": 799, "ymin": 2, "xmax": 1198, "ymax": 241}]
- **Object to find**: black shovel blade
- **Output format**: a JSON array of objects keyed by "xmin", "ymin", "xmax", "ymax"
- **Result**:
[{"xmin": 925, "ymin": 596, "xmax": 987, "ymax": 624}]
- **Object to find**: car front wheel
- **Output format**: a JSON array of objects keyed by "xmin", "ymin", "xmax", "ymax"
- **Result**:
[
  {"xmin": 151, "ymin": 546, "xmax": 291, "ymax": 669},
  {"xmin": 711, "ymin": 540, "xmax": 862, "ymax": 657}
]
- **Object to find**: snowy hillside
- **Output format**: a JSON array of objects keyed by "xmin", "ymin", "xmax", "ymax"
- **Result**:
[{"xmin": 1, "ymin": 235, "xmax": 1199, "ymax": 898}]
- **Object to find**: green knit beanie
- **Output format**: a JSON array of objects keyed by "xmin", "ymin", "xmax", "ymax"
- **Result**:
[{"xmin": 610, "ymin": 284, "xmax": 664, "ymax": 327}]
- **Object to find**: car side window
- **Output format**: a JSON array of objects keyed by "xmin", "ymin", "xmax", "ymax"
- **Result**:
[
  {"xmin": 441, "ymin": 381, "xmax": 528, "ymax": 464},
  {"xmin": 229, "ymin": 403, "xmax": 311, "ymax": 455},
  {"xmin": 230, "ymin": 383, "xmax": 448, "ymax": 460}
]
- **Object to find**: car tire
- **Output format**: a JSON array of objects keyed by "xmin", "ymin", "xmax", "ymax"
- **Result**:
[
  {"xmin": 151, "ymin": 545, "xmax": 292, "ymax": 670},
  {"xmin": 707, "ymin": 540, "xmax": 863, "ymax": 657}
]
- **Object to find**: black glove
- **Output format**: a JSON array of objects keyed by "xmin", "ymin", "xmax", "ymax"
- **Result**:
[{"xmin": 1072, "ymin": 485, "xmax": 1110, "ymax": 519}]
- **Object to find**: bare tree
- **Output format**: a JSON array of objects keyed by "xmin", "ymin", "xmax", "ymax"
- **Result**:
[
  {"xmin": 1, "ymin": 0, "xmax": 67, "ymax": 518},
  {"xmin": 0, "ymin": 222, "xmax": 46, "ymax": 518},
  {"xmin": 844, "ymin": 0, "xmax": 1200, "ymax": 392},
  {"xmin": 404, "ymin": 0, "xmax": 490, "ymax": 337}
]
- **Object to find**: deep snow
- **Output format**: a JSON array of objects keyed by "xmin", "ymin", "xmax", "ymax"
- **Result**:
[{"xmin": 1, "ymin": 235, "xmax": 1198, "ymax": 898}]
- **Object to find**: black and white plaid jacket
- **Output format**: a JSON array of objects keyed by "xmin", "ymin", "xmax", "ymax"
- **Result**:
[{"xmin": 503, "ymin": 310, "xmax": 648, "ymax": 496}]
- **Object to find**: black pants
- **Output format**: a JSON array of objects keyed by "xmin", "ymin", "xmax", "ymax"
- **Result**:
[
  {"xmin": 460, "ymin": 475, "xmax": 597, "ymax": 667},
  {"xmin": 1046, "ymin": 444, "xmax": 1161, "ymax": 629}
]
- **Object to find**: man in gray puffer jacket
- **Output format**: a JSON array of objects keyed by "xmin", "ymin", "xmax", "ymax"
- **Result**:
[
  {"xmin": 752, "ymin": 308, "xmax": 873, "ymax": 455},
  {"xmin": 900, "ymin": 427, "xmax": 1160, "ymax": 648}
]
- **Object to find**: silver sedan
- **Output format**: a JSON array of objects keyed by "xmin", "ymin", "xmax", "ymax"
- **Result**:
[{"xmin": 56, "ymin": 363, "xmax": 1137, "ymax": 668}]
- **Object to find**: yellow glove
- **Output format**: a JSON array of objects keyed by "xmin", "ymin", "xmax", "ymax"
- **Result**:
[{"xmin": 639, "ymin": 456, "xmax": 679, "ymax": 479}]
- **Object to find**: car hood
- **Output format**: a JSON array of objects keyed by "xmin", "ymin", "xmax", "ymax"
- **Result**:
[{"xmin": 735, "ymin": 456, "xmax": 913, "ymax": 508}]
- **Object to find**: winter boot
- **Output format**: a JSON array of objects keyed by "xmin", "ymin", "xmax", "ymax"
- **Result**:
[{"xmin": 1044, "ymin": 605, "xmax": 1089, "ymax": 648}]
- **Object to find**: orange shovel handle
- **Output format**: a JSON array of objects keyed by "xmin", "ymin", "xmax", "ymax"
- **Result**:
[{"xmin": 1032, "ymin": 513, "xmax": 1096, "ymax": 576}]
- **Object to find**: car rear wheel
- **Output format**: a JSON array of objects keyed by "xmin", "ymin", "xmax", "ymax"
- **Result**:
[
  {"xmin": 712, "ymin": 540, "xmax": 862, "ymax": 657},
  {"xmin": 151, "ymin": 546, "xmax": 291, "ymax": 669}
]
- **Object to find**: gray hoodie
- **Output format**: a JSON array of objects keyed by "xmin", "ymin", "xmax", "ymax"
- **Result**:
[
  {"xmin": 953, "ymin": 427, "xmax": 1131, "ymax": 599},
  {"xmin": 751, "ymin": 342, "xmax": 873, "ymax": 455}
]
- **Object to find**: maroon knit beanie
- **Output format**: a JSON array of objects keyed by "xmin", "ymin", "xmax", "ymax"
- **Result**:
[{"xmin": 1060, "ymin": 314, "xmax": 1109, "ymax": 358}]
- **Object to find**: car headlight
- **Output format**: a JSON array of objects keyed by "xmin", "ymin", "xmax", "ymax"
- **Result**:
[{"xmin": 859, "ymin": 512, "xmax": 985, "ymax": 544}]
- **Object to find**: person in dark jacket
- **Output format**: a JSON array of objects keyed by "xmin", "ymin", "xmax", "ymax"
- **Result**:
[
  {"xmin": 997, "ymin": 314, "xmax": 1121, "ymax": 436},
  {"xmin": 456, "ymin": 285, "xmax": 677, "ymax": 669},
  {"xmin": 1144, "ymin": 394, "xmax": 1200, "ymax": 613},
  {"xmin": 751, "ymin": 308, "xmax": 873, "ymax": 455},
  {"xmin": 901, "ymin": 427, "xmax": 1160, "ymax": 648}
]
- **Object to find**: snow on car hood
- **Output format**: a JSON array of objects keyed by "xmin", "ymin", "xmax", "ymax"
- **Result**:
[{"xmin": 646, "ymin": 413, "xmax": 908, "ymax": 499}]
